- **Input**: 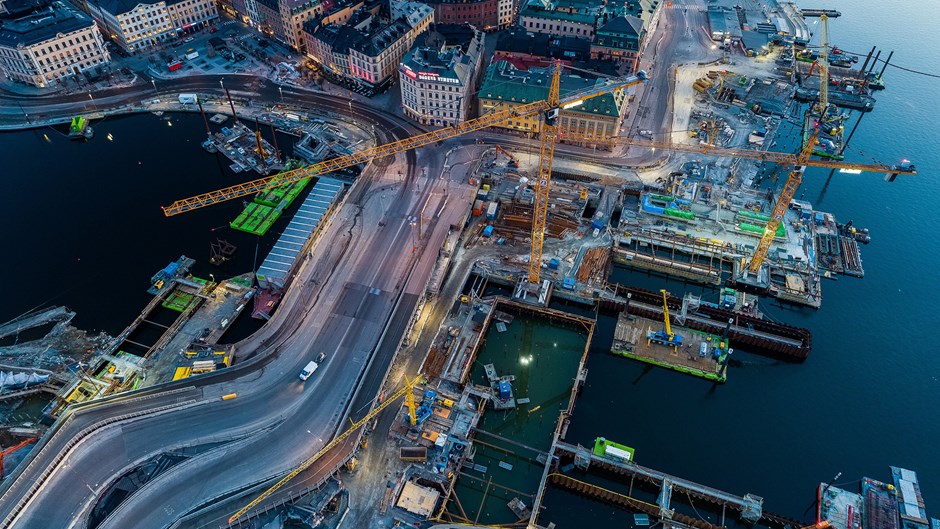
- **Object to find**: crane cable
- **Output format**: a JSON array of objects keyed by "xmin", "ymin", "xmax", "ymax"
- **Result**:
[{"xmin": 799, "ymin": 45, "xmax": 940, "ymax": 79}]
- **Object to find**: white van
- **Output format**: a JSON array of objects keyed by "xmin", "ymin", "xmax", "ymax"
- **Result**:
[{"xmin": 299, "ymin": 361, "xmax": 318, "ymax": 381}]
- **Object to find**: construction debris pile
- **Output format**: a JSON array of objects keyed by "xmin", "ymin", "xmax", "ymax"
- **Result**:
[{"xmin": 0, "ymin": 308, "xmax": 108, "ymax": 374}]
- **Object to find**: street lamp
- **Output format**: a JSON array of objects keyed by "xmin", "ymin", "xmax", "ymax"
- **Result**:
[
  {"xmin": 278, "ymin": 86, "xmax": 283, "ymax": 101},
  {"xmin": 410, "ymin": 221, "xmax": 417, "ymax": 253},
  {"xmin": 151, "ymin": 79, "xmax": 157, "ymax": 92},
  {"xmin": 88, "ymin": 92, "xmax": 96, "ymax": 110}
]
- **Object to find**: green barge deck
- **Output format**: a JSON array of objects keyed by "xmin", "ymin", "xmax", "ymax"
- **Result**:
[
  {"xmin": 611, "ymin": 313, "xmax": 730, "ymax": 383},
  {"xmin": 230, "ymin": 160, "xmax": 310, "ymax": 236}
]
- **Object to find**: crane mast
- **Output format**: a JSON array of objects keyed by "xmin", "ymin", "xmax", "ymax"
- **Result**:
[
  {"xmin": 818, "ymin": 14, "xmax": 829, "ymax": 116},
  {"xmin": 747, "ymin": 129, "xmax": 818, "ymax": 272},
  {"xmin": 529, "ymin": 63, "xmax": 562, "ymax": 283},
  {"xmin": 659, "ymin": 289, "xmax": 673, "ymax": 339}
]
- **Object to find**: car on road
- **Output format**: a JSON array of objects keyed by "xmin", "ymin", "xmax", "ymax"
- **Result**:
[
  {"xmin": 184, "ymin": 36, "xmax": 194, "ymax": 43},
  {"xmin": 299, "ymin": 360, "xmax": 318, "ymax": 381},
  {"xmin": 209, "ymin": 27, "xmax": 218, "ymax": 33}
]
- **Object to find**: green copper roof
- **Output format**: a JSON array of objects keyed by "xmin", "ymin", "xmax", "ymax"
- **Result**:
[{"xmin": 479, "ymin": 61, "xmax": 623, "ymax": 117}]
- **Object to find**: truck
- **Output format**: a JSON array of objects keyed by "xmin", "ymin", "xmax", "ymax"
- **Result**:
[
  {"xmin": 299, "ymin": 360, "xmax": 319, "ymax": 381},
  {"xmin": 185, "ymin": 51, "xmax": 199, "ymax": 60},
  {"xmin": 178, "ymin": 93, "xmax": 198, "ymax": 104}
]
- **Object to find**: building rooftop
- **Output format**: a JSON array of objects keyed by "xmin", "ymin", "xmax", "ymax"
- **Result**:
[
  {"xmin": 596, "ymin": 14, "xmax": 643, "ymax": 37},
  {"xmin": 518, "ymin": 0, "xmax": 597, "ymax": 25},
  {"xmin": 740, "ymin": 29, "xmax": 769, "ymax": 51},
  {"xmin": 353, "ymin": 18, "xmax": 411, "ymax": 56},
  {"xmin": 307, "ymin": 3, "xmax": 431, "ymax": 57},
  {"xmin": 480, "ymin": 59, "xmax": 623, "ymax": 117},
  {"xmin": 496, "ymin": 27, "xmax": 592, "ymax": 61},
  {"xmin": 401, "ymin": 23, "xmax": 482, "ymax": 86},
  {"xmin": 96, "ymin": 0, "xmax": 192, "ymax": 15},
  {"xmin": 0, "ymin": 2, "xmax": 93, "ymax": 47},
  {"xmin": 0, "ymin": 0, "xmax": 49, "ymax": 19},
  {"xmin": 419, "ymin": 22, "xmax": 479, "ymax": 53}
]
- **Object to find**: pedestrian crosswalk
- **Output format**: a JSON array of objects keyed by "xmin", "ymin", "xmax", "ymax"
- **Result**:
[{"xmin": 664, "ymin": 4, "xmax": 708, "ymax": 11}]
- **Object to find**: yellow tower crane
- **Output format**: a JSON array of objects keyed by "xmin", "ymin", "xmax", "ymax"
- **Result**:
[
  {"xmin": 228, "ymin": 374, "xmax": 422, "ymax": 524},
  {"xmin": 564, "ymin": 133, "xmax": 915, "ymax": 271},
  {"xmin": 818, "ymin": 14, "xmax": 829, "ymax": 117},
  {"xmin": 162, "ymin": 65, "xmax": 648, "ymax": 284}
]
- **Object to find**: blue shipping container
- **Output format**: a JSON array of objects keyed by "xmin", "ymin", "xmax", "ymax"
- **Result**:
[
  {"xmin": 483, "ymin": 225, "xmax": 494, "ymax": 237},
  {"xmin": 498, "ymin": 380, "xmax": 511, "ymax": 399},
  {"xmin": 562, "ymin": 277, "xmax": 576, "ymax": 290},
  {"xmin": 591, "ymin": 218, "xmax": 606, "ymax": 230},
  {"xmin": 548, "ymin": 258, "xmax": 560, "ymax": 269}
]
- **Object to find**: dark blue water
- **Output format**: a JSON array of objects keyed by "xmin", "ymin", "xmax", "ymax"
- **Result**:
[
  {"xmin": 0, "ymin": 112, "xmax": 299, "ymax": 341},
  {"xmin": 0, "ymin": 0, "xmax": 937, "ymax": 523}
]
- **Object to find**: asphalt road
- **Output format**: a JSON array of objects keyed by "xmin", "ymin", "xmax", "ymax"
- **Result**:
[
  {"xmin": 0, "ymin": 86, "xmax": 471, "ymax": 529},
  {"xmin": 624, "ymin": 0, "xmax": 716, "ymax": 164}
]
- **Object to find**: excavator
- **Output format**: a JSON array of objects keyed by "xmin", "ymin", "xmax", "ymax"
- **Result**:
[{"xmin": 493, "ymin": 144, "xmax": 520, "ymax": 168}]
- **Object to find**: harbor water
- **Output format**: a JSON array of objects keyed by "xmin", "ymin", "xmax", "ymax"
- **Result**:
[{"xmin": 0, "ymin": 0, "xmax": 937, "ymax": 522}]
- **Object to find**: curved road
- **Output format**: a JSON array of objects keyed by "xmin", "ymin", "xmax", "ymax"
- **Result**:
[{"xmin": 0, "ymin": 82, "xmax": 465, "ymax": 529}]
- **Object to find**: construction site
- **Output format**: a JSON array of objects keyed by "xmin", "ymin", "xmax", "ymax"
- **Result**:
[{"xmin": 0, "ymin": 0, "xmax": 929, "ymax": 528}]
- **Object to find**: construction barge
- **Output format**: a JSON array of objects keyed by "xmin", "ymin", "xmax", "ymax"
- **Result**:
[
  {"xmin": 611, "ymin": 290, "xmax": 731, "ymax": 383},
  {"xmin": 230, "ymin": 159, "xmax": 309, "ymax": 236},
  {"xmin": 607, "ymin": 284, "xmax": 812, "ymax": 362},
  {"xmin": 204, "ymin": 121, "xmax": 283, "ymax": 175}
]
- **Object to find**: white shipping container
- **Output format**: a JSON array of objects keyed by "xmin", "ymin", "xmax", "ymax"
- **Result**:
[{"xmin": 605, "ymin": 445, "xmax": 633, "ymax": 462}]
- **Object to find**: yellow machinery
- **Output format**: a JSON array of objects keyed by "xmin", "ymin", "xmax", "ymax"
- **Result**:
[
  {"xmin": 647, "ymin": 289, "xmax": 682, "ymax": 348},
  {"xmin": 163, "ymin": 66, "xmax": 648, "ymax": 284},
  {"xmin": 565, "ymin": 134, "xmax": 915, "ymax": 271},
  {"xmin": 228, "ymin": 374, "xmax": 422, "ymax": 523},
  {"xmin": 818, "ymin": 14, "xmax": 830, "ymax": 117},
  {"xmin": 405, "ymin": 375, "xmax": 418, "ymax": 426},
  {"xmin": 660, "ymin": 289, "xmax": 673, "ymax": 339}
]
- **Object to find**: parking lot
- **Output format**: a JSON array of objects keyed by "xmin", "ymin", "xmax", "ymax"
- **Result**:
[{"xmin": 112, "ymin": 16, "xmax": 305, "ymax": 80}]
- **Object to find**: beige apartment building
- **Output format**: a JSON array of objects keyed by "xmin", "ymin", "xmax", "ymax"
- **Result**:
[
  {"xmin": 86, "ymin": 0, "xmax": 217, "ymax": 53},
  {"xmin": 0, "ymin": 2, "xmax": 110, "ymax": 87}
]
